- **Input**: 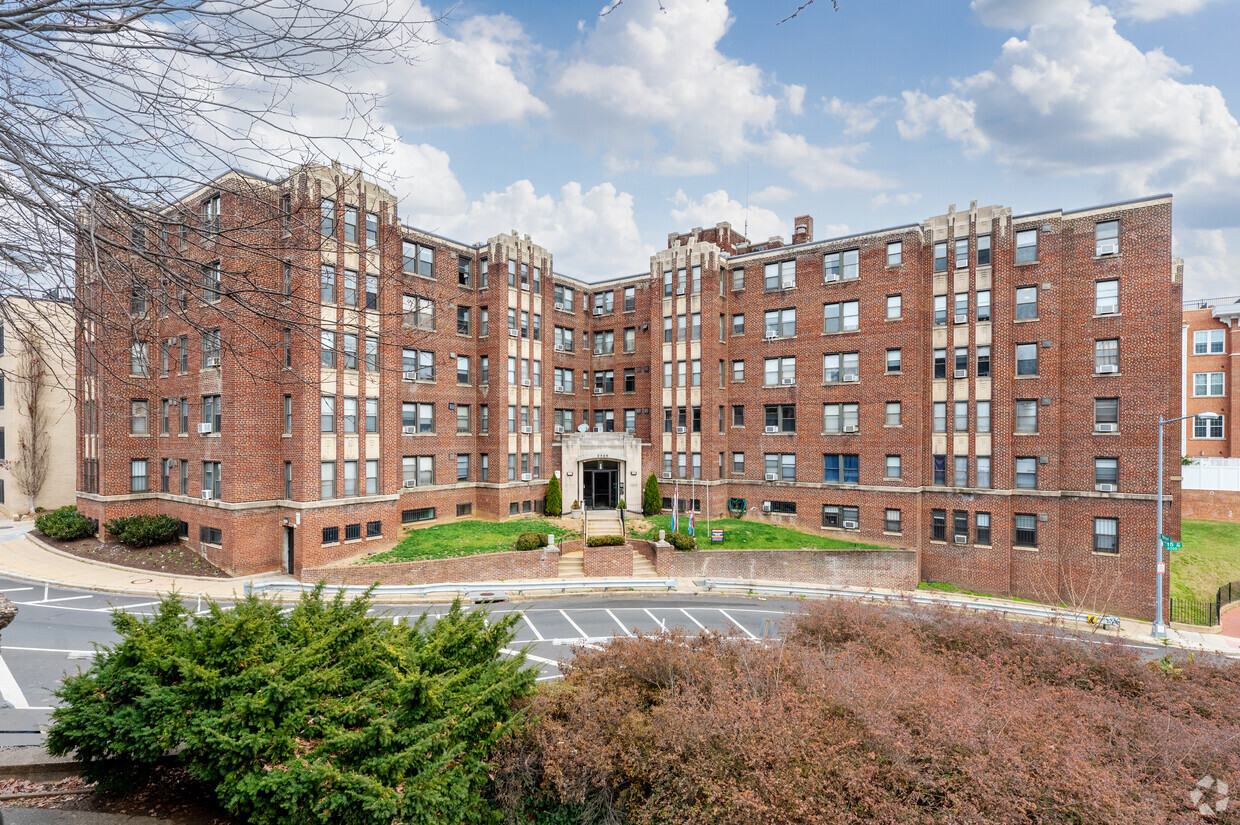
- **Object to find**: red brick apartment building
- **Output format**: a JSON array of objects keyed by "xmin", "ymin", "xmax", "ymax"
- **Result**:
[
  {"xmin": 76, "ymin": 162, "xmax": 1182, "ymax": 618},
  {"xmin": 1182, "ymin": 298, "xmax": 1240, "ymax": 457}
]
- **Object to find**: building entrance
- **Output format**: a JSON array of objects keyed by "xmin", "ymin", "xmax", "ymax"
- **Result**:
[{"xmin": 582, "ymin": 460, "xmax": 620, "ymax": 510}]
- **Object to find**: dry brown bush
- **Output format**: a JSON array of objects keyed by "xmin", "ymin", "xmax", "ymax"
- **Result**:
[{"xmin": 493, "ymin": 601, "xmax": 1240, "ymax": 825}]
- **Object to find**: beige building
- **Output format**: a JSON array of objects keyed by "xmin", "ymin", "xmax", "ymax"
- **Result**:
[{"xmin": 0, "ymin": 296, "xmax": 77, "ymax": 516}]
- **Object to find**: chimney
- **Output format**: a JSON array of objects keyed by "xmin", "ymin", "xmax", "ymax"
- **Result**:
[{"xmin": 792, "ymin": 215, "xmax": 813, "ymax": 245}]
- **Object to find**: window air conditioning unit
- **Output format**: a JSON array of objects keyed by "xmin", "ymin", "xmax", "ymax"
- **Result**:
[
  {"xmin": 594, "ymin": 347, "xmax": 603, "ymax": 355},
  {"xmin": 402, "ymin": 370, "xmax": 417, "ymax": 381},
  {"xmin": 402, "ymin": 425, "xmax": 418, "ymax": 434},
  {"xmin": 764, "ymin": 472, "xmax": 778, "ymax": 481},
  {"xmin": 554, "ymin": 344, "xmax": 566, "ymax": 352},
  {"xmin": 781, "ymin": 377, "xmax": 796, "ymax": 385},
  {"xmin": 953, "ymin": 533, "xmax": 968, "ymax": 544},
  {"xmin": 508, "ymin": 329, "xmax": 518, "ymax": 337},
  {"xmin": 521, "ymin": 378, "xmax": 531, "ymax": 386},
  {"xmin": 554, "ymin": 425, "xmax": 564, "ymax": 434},
  {"xmin": 593, "ymin": 425, "xmax": 604, "ymax": 433},
  {"xmin": 521, "ymin": 426, "xmax": 533, "ymax": 434},
  {"xmin": 206, "ymin": 357, "xmax": 220, "ymax": 368},
  {"xmin": 825, "ymin": 273, "xmax": 840, "ymax": 283},
  {"xmin": 521, "ymin": 472, "xmax": 532, "ymax": 481},
  {"xmin": 403, "ymin": 479, "xmax": 417, "ymax": 488},
  {"xmin": 1098, "ymin": 364, "xmax": 1118, "ymax": 374},
  {"xmin": 594, "ymin": 387, "xmax": 604, "ymax": 395},
  {"xmin": 593, "ymin": 307, "xmax": 603, "ymax": 315},
  {"xmin": 676, "ymin": 287, "xmax": 686, "ymax": 295},
  {"xmin": 843, "ymin": 520, "xmax": 859, "ymax": 530},
  {"xmin": 1096, "ymin": 483, "xmax": 1117, "ymax": 493},
  {"xmin": 197, "ymin": 423, "xmax": 213, "ymax": 434},
  {"xmin": 1096, "ymin": 423, "xmax": 1117, "ymax": 433},
  {"xmin": 954, "ymin": 369, "xmax": 967, "ymax": 378},
  {"xmin": 1097, "ymin": 240, "xmax": 1118, "ymax": 255},
  {"xmin": 555, "ymin": 384, "xmax": 564, "ymax": 392},
  {"xmin": 843, "ymin": 424, "xmax": 858, "ymax": 433},
  {"xmin": 676, "ymin": 426, "xmax": 687, "ymax": 433},
  {"xmin": 764, "ymin": 425, "xmax": 779, "ymax": 433},
  {"xmin": 781, "ymin": 282, "xmax": 795, "ymax": 290},
  {"xmin": 765, "ymin": 328, "xmax": 779, "ymax": 339},
  {"xmin": 555, "ymin": 302, "xmax": 564, "ymax": 310},
  {"xmin": 762, "ymin": 501, "xmax": 772, "ymax": 512},
  {"xmin": 662, "ymin": 471, "xmax": 673, "ymax": 479},
  {"xmin": 842, "ymin": 373, "xmax": 858, "ymax": 382},
  {"xmin": 954, "ymin": 314, "xmax": 968, "ymax": 324}
]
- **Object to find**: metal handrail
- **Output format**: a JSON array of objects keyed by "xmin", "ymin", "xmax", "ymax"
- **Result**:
[{"xmin": 244, "ymin": 577, "xmax": 679, "ymax": 597}]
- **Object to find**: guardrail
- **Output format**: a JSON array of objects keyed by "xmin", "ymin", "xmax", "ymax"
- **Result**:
[
  {"xmin": 697, "ymin": 579, "xmax": 1121, "ymax": 628},
  {"xmin": 244, "ymin": 577, "xmax": 679, "ymax": 598}
]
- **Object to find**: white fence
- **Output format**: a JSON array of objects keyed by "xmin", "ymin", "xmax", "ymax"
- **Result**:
[{"xmin": 1183, "ymin": 464, "xmax": 1240, "ymax": 491}]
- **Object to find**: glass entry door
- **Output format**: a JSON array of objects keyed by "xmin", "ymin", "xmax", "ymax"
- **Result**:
[{"xmin": 583, "ymin": 461, "xmax": 618, "ymax": 509}]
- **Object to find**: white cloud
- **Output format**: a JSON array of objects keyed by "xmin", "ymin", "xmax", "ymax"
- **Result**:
[
  {"xmin": 871, "ymin": 192, "xmax": 923, "ymax": 209},
  {"xmin": 1114, "ymin": 0, "xmax": 1222, "ymax": 21},
  {"xmin": 823, "ymin": 95, "xmax": 893, "ymax": 136},
  {"xmin": 381, "ymin": 6, "xmax": 547, "ymax": 129},
  {"xmin": 751, "ymin": 185, "xmax": 797, "ymax": 204},
  {"xmin": 785, "ymin": 85, "xmax": 807, "ymax": 116},
  {"xmin": 1178, "ymin": 228, "xmax": 1240, "ymax": 299},
  {"xmin": 760, "ymin": 132, "xmax": 894, "ymax": 190},
  {"xmin": 897, "ymin": 91, "xmax": 989, "ymax": 152},
  {"xmin": 670, "ymin": 189, "xmax": 786, "ymax": 243}
]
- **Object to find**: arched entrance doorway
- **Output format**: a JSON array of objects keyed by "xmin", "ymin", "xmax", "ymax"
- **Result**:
[{"xmin": 582, "ymin": 459, "xmax": 621, "ymax": 510}]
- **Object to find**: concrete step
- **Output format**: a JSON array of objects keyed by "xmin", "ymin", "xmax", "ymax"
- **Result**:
[
  {"xmin": 632, "ymin": 551, "xmax": 657, "ymax": 578},
  {"xmin": 558, "ymin": 552, "xmax": 584, "ymax": 579}
]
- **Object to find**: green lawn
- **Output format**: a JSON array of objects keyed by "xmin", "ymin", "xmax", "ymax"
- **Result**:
[
  {"xmin": 918, "ymin": 582, "xmax": 1039, "ymax": 604},
  {"xmin": 631, "ymin": 515, "xmax": 890, "ymax": 551},
  {"xmin": 1173, "ymin": 519, "xmax": 1240, "ymax": 602},
  {"xmin": 361, "ymin": 519, "xmax": 580, "ymax": 564}
]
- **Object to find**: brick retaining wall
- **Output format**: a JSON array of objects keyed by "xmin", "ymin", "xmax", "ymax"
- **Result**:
[
  {"xmin": 652, "ymin": 546, "xmax": 918, "ymax": 590},
  {"xmin": 582, "ymin": 543, "xmax": 634, "ymax": 577},
  {"xmin": 1183, "ymin": 489, "xmax": 1240, "ymax": 522},
  {"xmin": 300, "ymin": 546, "xmax": 561, "ymax": 585}
]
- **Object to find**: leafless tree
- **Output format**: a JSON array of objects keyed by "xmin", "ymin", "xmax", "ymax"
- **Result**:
[
  {"xmin": 12, "ymin": 335, "xmax": 51, "ymax": 514},
  {"xmin": 0, "ymin": 0, "xmax": 439, "ymax": 386}
]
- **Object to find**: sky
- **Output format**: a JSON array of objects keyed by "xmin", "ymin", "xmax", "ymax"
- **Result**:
[{"xmin": 315, "ymin": 0, "xmax": 1240, "ymax": 296}]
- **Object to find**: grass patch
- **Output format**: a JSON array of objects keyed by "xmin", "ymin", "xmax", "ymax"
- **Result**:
[
  {"xmin": 361, "ymin": 519, "xmax": 580, "ymax": 564},
  {"xmin": 1173, "ymin": 519, "xmax": 1240, "ymax": 602},
  {"xmin": 631, "ymin": 515, "xmax": 890, "ymax": 551},
  {"xmin": 918, "ymin": 582, "xmax": 1040, "ymax": 604}
]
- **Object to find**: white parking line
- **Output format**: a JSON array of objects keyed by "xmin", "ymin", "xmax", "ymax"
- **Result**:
[
  {"xmin": 521, "ymin": 614, "xmax": 545, "ymax": 641},
  {"xmin": 559, "ymin": 610, "xmax": 588, "ymax": 639},
  {"xmin": 500, "ymin": 648, "xmax": 557, "ymax": 666},
  {"xmin": 31, "ymin": 595, "xmax": 94, "ymax": 605},
  {"xmin": 0, "ymin": 653, "xmax": 31, "ymax": 709},
  {"xmin": 536, "ymin": 674, "xmax": 563, "ymax": 681},
  {"xmin": 606, "ymin": 609, "xmax": 634, "ymax": 637},
  {"xmin": 679, "ymin": 608, "xmax": 706, "ymax": 630},
  {"xmin": 718, "ymin": 609, "xmax": 757, "ymax": 640},
  {"xmin": 0, "ymin": 587, "xmax": 33, "ymax": 594},
  {"xmin": 643, "ymin": 609, "xmax": 667, "ymax": 631},
  {"xmin": 109, "ymin": 601, "xmax": 162, "ymax": 612},
  {"xmin": 3, "ymin": 646, "xmax": 95, "ymax": 656}
]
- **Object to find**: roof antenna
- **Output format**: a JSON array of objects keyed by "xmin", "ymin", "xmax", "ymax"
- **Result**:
[{"xmin": 743, "ymin": 162, "xmax": 750, "ymax": 238}]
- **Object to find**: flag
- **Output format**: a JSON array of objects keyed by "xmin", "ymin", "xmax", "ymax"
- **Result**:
[
  {"xmin": 671, "ymin": 491, "xmax": 678, "ymax": 533},
  {"xmin": 688, "ymin": 508, "xmax": 695, "ymax": 536}
]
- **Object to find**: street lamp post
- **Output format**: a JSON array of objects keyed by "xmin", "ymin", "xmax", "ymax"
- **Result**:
[{"xmin": 1154, "ymin": 411, "xmax": 1218, "ymax": 638}]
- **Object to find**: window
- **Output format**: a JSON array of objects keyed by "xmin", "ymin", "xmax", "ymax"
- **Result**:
[
  {"xmin": 456, "ymin": 454, "xmax": 471, "ymax": 482},
  {"xmin": 968, "ymin": 512, "xmax": 988, "ymax": 545},
  {"xmin": 977, "ymin": 234, "xmax": 991, "ymax": 266},
  {"xmin": 934, "ymin": 241, "xmax": 947, "ymax": 272},
  {"xmin": 764, "ymin": 260, "xmax": 795, "ymax": 291},
  {"xmin": 623, "ymin": 368, "xmax": 636, "ymax": 393},
  {"xmin": 593, "ymin": 330, "xmax": 615, "ymax": 354},
  {"xmin": 593, "ymin": 290, "xmax": 614, "ymax": 314},
  {"xmin": 1087, "ymin": 516, "xmax": 1119, "ymax": 554},
  {"xmin": 954, "ymin": 346, "xmax": 968, "ymax": 377},
  {"xmin": 1194, "ymin": 372, "xmax": 1225, "ymax": 397},
  {"xmin": 402, "ymin": 507, "xmax": 436, "ymax": 524},
  {"xmin": 1014, "ymin": 514, "xmax": 1038, "ymax": 548},
  {"xmin": 885, "ymin": 401, "xmax": 901, "ymax": 426},
  {"xmin": 934, "ymin": 295, "xmax": 948, "ymax": 326},
  {"xmin": 130, "ymin": 400, "xmax": 149, "ymax": 434},
  {"xmin": 885, "ymin": 455, "xmax": 901, "ymax": 479},
  {"xmin": 954, "ymin": 292, "xmax": 968, "ymax": 322},
  {"xmin": 320, "ymin": 198, "xmax": 335, "ymax": 235},
  {"xmin": 977, "ymin": 346, "xmax": 991, "ymax": 378},
  {"xmin": 342, "ymin": 269, "xmax": 358, "ymax": 306},
  {"xmin": 1095, "ymin": 397, "xmax": 1118, "ymax": 428},
  {"xmin": 403, "ymin": 295, "xmax": 434, "ymax": 330},
  {"xmin": 1015, "ymin": 286, "xmax": 1038, "ymax": 320},
  {"xmin": 951, "ymin": 510, "xmax": 969, "ymax": 544},
  {"xmin": 623, "ymin": 327, "xmax": 636, "ymax": 352},
  {"xmin": 322, "ymin": 526, "xmax": 340, "ymax": 545},
  {"xmin": 823, "ymin": 352, "xmax": 858, "ymax": 383},
  {"xmin": 884, "ymin": 508, "xmax": 902, "ymax": 533},
  {"xmin": 180, "ymin": 397, "xmax": 188, "ymax": 432},
  {"xmin": 283, "ymin": 462, "xmax": 293, "ymax": 499},
  {"xmin": 402, "ymin": 241, "xmax": 434, "ymax": 277},
  {"xmin": 130, "ymin": 282, "xmax": 148, "ymax": 316},
  {"xmin": 823, "ymin": 249, "xmax": 859, "ymax": 281},
  {"xmin": 594, "ymin": 370, "xmax": 615, "ymax": 393},
  {"xmin": 822, "ymin": 301, "xmax": 858, "ymax": 333},
  {"xmin": 1194, "ymin": 414, "xmax": 1224, "ymax": 439},
  {"xmin": 954, "ymin": 400, "xmax": 969, "ymax": 432},
  {"xmin": 932, "ymin": 509, "xmax": 946, "ymax": 541},
  {"xmin": 203, "ymin": 461, "xmax": 222, "ymax": 500},
  {"xmin": 732, "ymin": 405, "xmax": 745, "ymax": 427},
  {"xmin": 886, "ymin": 348, "xmax": 902, "ymax": 373},
  {"xmin": 933, "ymin": 348, "xmax": 946, "ymax": 380},
  {"xmin": 954, "ymin": 456, "xmax": 968, "ymax": 487},
  {"xmin": 886, "ymin": 241, "xmax": 902, "ymax": 266},
  {"xmin": 765, "ymin": 453, "xmax": 797, "ymax": 481},
  {"xmin": 131, "ymin": 341, "xmax": 149, "ymax": 376},
  {"xmin": 402, "ymin": 455, "xmax": 434, "ymax": 486},
  {"xmin": 977, "ymin": 290, "xmax": 991, "ymax": 322},
  {"xmin": 200, "ymin": 525, "xmax": 223, "ymax": 545},
  {"xmin": 623, "ymin": 286, "xmax": 636, "ymax": 311},
  {"xmin": 131, "ymin": 459, "xmax": 148, "ymax": 492},
  {"xmin": 1095, "ymin": 220, "xmax": 1119, "ymax": 256},
  {"xmin": 933, "ymin": 402, "xmax": 947, "ymax": 433},
  {"xmin": 1095, "ymin": 280, "xmax": 1119, "ymax": 315},
  {"xmin": 977, "ymin": 456, "xmax": 991, "ymax": 488},
  {"xmin": 1016, "ymin": 343, "xmax": 1038, "ymax": 376},
  {"xmin": 320, "ymin": 396, "xmax": 336, "ymax": 432},
  {"xmin": 403, "ymin": 348, "xmax": 435, "ymax": 381},
  {"xmin": 886, "ymin": 295, "xmax": 901, "ymax": 320},
  {"xmin": 977, "ymin": 401, "xmax": 991, "ymax": 433},
  {"xmin": 933, "ymin": 455, "xmax": 946, "ymax": 485},
  {"xmin": 1095, "ymin": 457, "xmax": 1118, "ymax": 488},
  {"xmin": 765, "ymin": 356, "xmax": 796, "ymax": 385},
  {"xmin": 454, "ymin": 404, "xmax": 471, "ymax": 434},
  {"xmin": 955, "ymin": 238, "xmax": 968, "ymax": 269},
  {"xmin": 401, "ymin": 402, "xmax": 434, "ymax": 433},
  {"xmin": 822, "ymin": 454, "xmax": 859, "ymax": 484},
  {"xmin": 1015, "ymin": 457, "xmax": 1038, "ymax": 489},
  {"xmin": 1015, "ymin": 400, "xmax": 1038, "ymax": 433},
  {"xmin": 765, "ymin": 404, "xmax": 796, "ymax": 433},
  {"xmin": 201, "ymin": 262, "xmax": 221, "ymax": 303},
  {"xmin": 731, "ymin": 360, "xmax": 745, "ymax": 382},
  {"xmin": 765, "ymin": 308, "xmax": 796, "ymax": 337},
  {"xmin": 455, "ymin": 354, "xmax": 471, "ymax": 385},
  {"xmin": 732, "ymin": 267, "xmax": 745, "ymax": 291},
  {"xmin": 732, "ymin": 452, "xmax": 745, "ymax": 474},
  {"xmin": 179, "ymin": 458, "xmax": 188, "ymax": 494},
  {"xmin": 822, "ymin": 505, "xmax": 859, "ymax": 528},
  {"xmin": 340, "ymin": 333, "xmax": 358, "ymax": 370},
  {"xmin": 1193, "ymin": 330, "xmax": 1225, "ymax": 355},
  {"xmin": 1015, "ymin": 229, "xmax": 1038, "ymax": 263},
  {"xmin": 822, "ymin": 403, "xmax": 860, "ymax": 434},
  {"xmin": 201, "ymin": 395, "xmax": 221, "ymax": 433}
]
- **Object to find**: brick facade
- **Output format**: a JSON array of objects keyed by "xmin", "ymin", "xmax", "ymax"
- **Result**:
[
  {"xmin": 1182, "ymin": 301, "xmax": 1239, "ymax": 457},
  {"xmin": 77, "ymin": 164, "xmax": 1181, "ymax": 619}
]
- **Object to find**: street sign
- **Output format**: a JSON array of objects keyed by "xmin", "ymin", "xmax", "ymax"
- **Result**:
[
  {"xmin": 1160, "ymin": 534, "xmax": 1173, "ymax": 543},
  {"xmin": 710, "ymin": 529, "xmax": 724, "ymax": 542},
  {"xmin": 1165, "ymin": 542, "xmax": 1182, "ymax": 551}
]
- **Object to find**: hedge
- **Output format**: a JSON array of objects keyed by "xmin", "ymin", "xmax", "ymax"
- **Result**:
[
  {"xmin": 586, "ymin": 535, "xmax": 625, "ymax": 547},
  {"xmin": 665, "ymin": 532, "xmax": 697, "ymax": 552},
  {"xmin": 104, "ymin": 514, "xmax": 180, "ymax": 548},
  {"xmin": 35, "ymin": 506, "xmax": 96, "ymax": 541},
  {"xmin": 513, "ymin": 532, "xmax": 548, "ymax": 552}
]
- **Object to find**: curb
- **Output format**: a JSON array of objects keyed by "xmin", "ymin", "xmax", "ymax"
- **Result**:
[
  {"xmin": 0, "ymin": 748, "xmax": 79, "ymax": 781},
  {"xmin": 22, "ymin": 534, "xmax": 237, "ymax": 585}
]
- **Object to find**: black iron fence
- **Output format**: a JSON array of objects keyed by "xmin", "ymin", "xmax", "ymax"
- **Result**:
[
  {"xmin": 1219, "ymin": 580, "xmax": 1240, "ymax": 610},
  {"xmin": 1169, "ymin": 598, "xmax": 1220, "ymax": 627}
]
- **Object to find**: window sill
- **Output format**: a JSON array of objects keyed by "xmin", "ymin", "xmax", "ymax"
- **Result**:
[
  {"xmin": 1013, "ymin": 317, "xmax": 1039, "ymax": 323},
  {"xmin": 763, "ymin": 384, "xmax": 798, "ymax": 389},
  {"xmin": 821, "ymin": 330, "xmax": 859, "ymax": 336},
  {"xmin": 1092, "ymin": 313, "xmax": 1120, "ymax": 319},
  {"xmin": 1013, "ymin": 259, "xmax": 1040, "ymax": 267},
  {"xmin": 1014, "ymin": 375, "xmax": 1040, "ymax": 380},
  {"xmin": 820, "ymin": 431, "xmax": 858, "ymax": 437},
  {"xmin": 1093, "ymin": 371, "xmax": 1121, "ymax": 377},
  {"xmin": 1093, "ymin": 429, "xmax": 1120, "ymax": 435},
  {"xmin": 1014, "ymin": 431, "xmax": 1039, "ymax": 436},
  {"xmin": 886, "ymin": 370, "xmax": 902, "ymax": 376},
  {"xmin": 883, "ymin": 477, "xmax": 901, "ymax": 483},
  {"xmin": 885, "ymin": 316, "xmax": 902, "ymax": 322},
  {"xmin": 883, "ymin": 424, "xmax": 903, "ymax": 429},
  {"xmin": 1014, "ymin": 545, "xmax": 1039, "ymax": 552}
]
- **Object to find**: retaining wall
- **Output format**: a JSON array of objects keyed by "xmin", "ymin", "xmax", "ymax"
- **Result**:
[
  {"xmin": 1182, "ymin": 489, "xmax": 1240, "ymax": 522},
  {"xmin": 653, "ymin": 546, "xmax": 918, "ymax": 590},
  {"xmin": 300, "ymin": 546, "xmax": 561, "ymax": 585}
]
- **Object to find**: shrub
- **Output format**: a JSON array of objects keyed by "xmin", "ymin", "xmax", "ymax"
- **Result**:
[
  {"xmin": 544, "ymin": 474, "xmax": 562, "ymax": 517},
  {"xmin": 104, "ymin": 514, "xmax": 180, "ymax": 548},
  {"xmin": 513, "ymin": 531, "xmax": 548, "ymax": 552},
  {"xmin": 570, "ymin": 500, "xmax": 581, "ymax": 511},
  {"xmin": 586, "ymin": 535, "xmax": 625, "ymax": 547},
  {"xmin": 642, "ymin": 473, "xmax": 662, "ymax": 516},
  {"xmin": 665, "ymin": 531, "xmax": 696, "ymax": 552},
  {"xmin": 617, "ymin": 498, "xmax": 626, "ymax": 511},
  {"xmin": 35, "ymin": 506, "xmax": 96, "ymax": 541},
  {"xmin": 49, "ymin": 588, "xmax": 537, "ymax": 825}
]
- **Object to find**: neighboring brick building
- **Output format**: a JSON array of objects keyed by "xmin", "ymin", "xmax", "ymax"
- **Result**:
[
  {"xmin": 76, "ymin": 164, "xmax": 1182, "ymax": 619},
  {"xmin": 1181, "ymin": 297, "xmax": 1238, "ymax": 457}
]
